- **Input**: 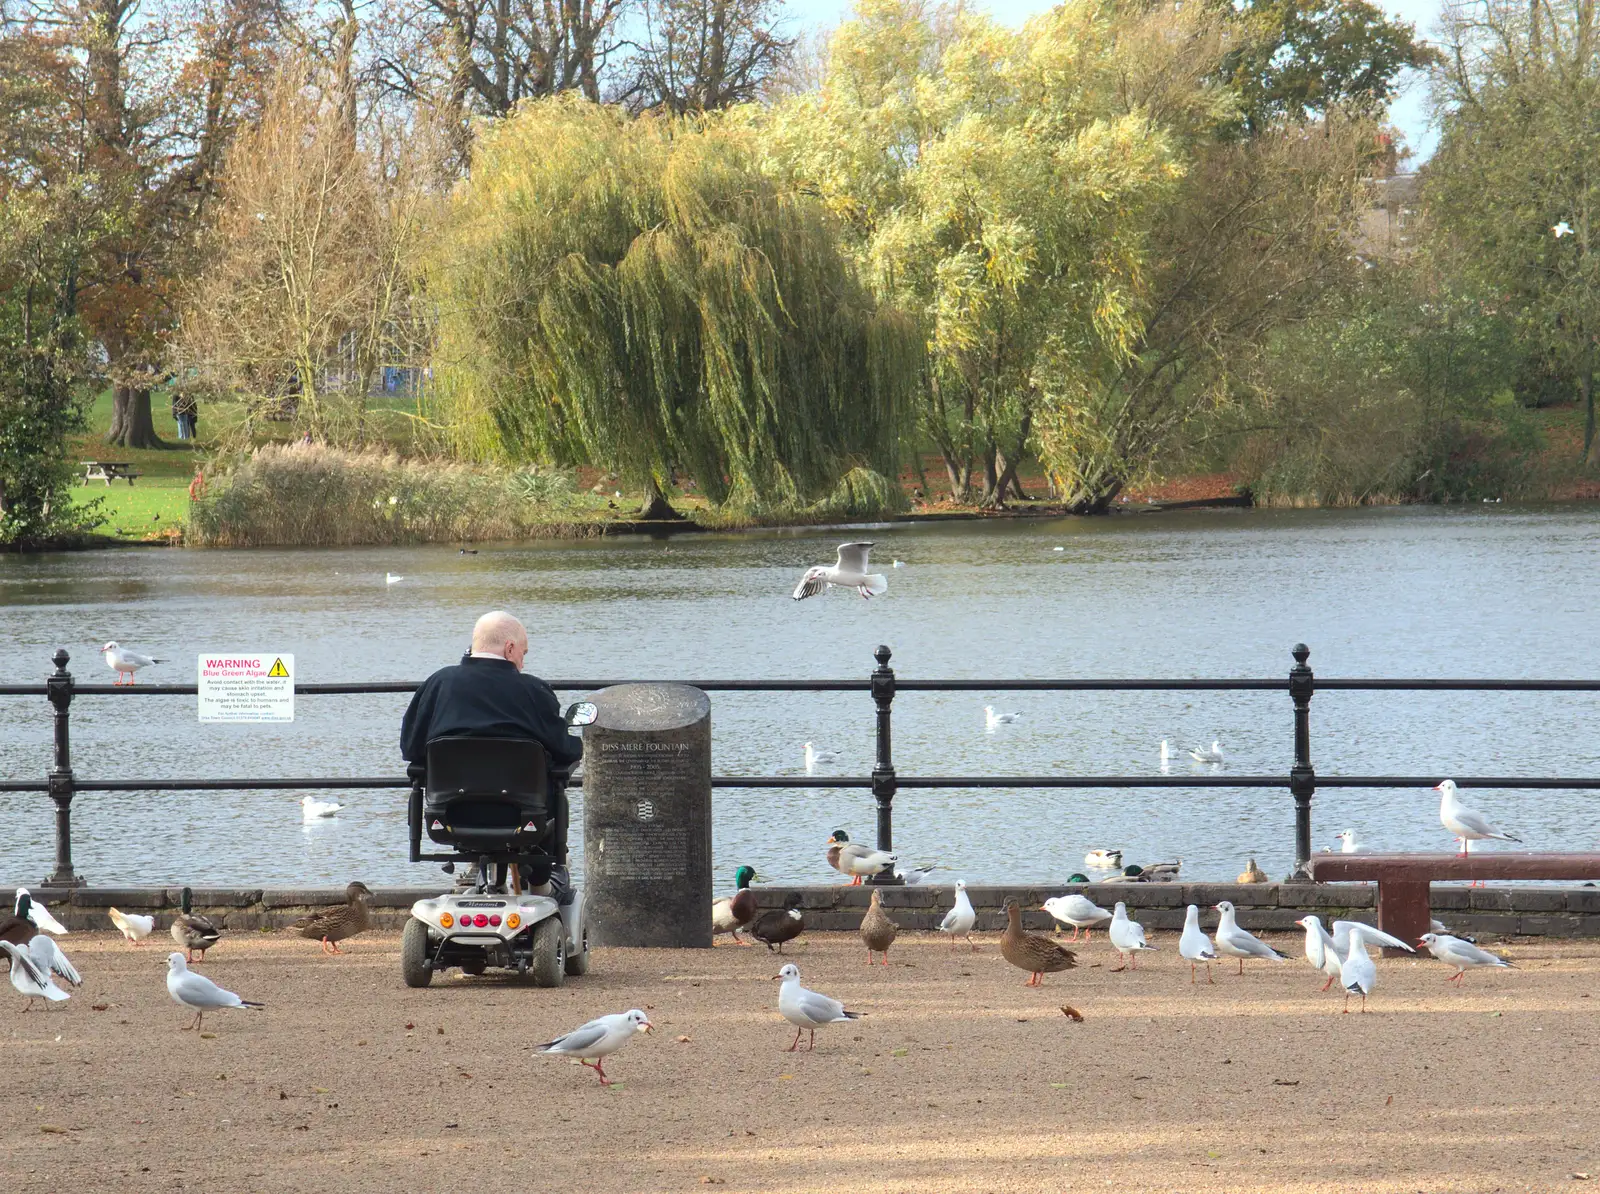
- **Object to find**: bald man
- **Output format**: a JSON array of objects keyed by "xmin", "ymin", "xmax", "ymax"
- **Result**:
[{"xmin": 401, "ymin": 612, "xmax": 584, "ymax": 881}]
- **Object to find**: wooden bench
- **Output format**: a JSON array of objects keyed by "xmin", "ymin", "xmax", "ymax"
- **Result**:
[
  {"xmin": 1306, "ymin": 852, "xmax": 1600, "ymax": 954},
  {"xmin": 82, "ymin": 461, "xmax": 142, "ymax": 486}
]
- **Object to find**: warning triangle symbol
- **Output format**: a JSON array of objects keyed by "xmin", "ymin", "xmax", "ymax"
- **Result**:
[{"xmin": 267, "ymin": 658, "xmax": 290, "ymax": 678}]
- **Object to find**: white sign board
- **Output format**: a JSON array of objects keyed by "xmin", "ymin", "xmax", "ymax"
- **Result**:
[{"xmin": 197, "ymin": 653, "xmax": 294, "ymax": 723}]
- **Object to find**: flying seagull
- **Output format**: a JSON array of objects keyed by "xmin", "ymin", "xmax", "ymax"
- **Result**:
[{"xmin": 792, "ymin": 543, "xmax": 888, "ymax": 601}]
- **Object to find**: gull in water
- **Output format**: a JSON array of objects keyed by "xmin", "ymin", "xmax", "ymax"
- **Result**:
[
  {"xmin": 1212, "ymin": 900, "xmax": 1287, "ymax": 974},
  {"xmin": 792, "ymin": 542, "xmax": 887, "ymax": 601},
  {"xmin": 1042, "ymin": 894, "xmax": 1111, "ymax": 942},
  {"xmin": 892, "ymin": 559, "xmax": 905, "ymax": 568},
  {"xmin": 1189, "ymin": 740, "xmax": 1224, "ymax": 764},
  {"xmin": 803, "ymin": 742, "xmax": 837, "ymax": 772},
  {"xmin": 1436, "ymin": 780, "xmax": 1520, "ymax": 854},
  {"xmin": 1108, "ymin": 901, "xmax": 1156, "ymax": 972},
  {"xmin": 1340, "ymin": 924, "xmax": 1380, "ymax": 1013},
  {"xmin": 167, "ymin": 953, "xmax": 264, "ymax": 1031},
  {"xmin": 1160, "ymin": 740, "xmax": 1174, "ymax": 770},
  {"xmin": 939, "ymin": 880, "xmax": 977, "ymax": 950},
  {"xmin": 1419, "ymin": 933, "xmax": 1515, "ymax": 983},
  {"xmin": 775, "ymin": 963, "xmax": 862, "ymax": 1051},
  {"xmin": 101, "ymin": 641, "xmax": 164, "ymax": 686},
  {"xmin": 1179, "ymin": 904, "xmax": 1218, "ymax": 984},
  {"xmin": 536, "ymin": 1009, "xmax": 653, "ymax": 1086},
  {"xmin": 109, "ymin": 907, "xmax": 155, "ymax": 946},
  {"xmin": 302, "ymin": 795, "xmax": 344, "ymax": 820},
  {"xmin": 984, "ymin": 706, "xmax": 1020, "ymax": 729},
  {"xmin": 1, "ymin": 941, "xmax": 69, "ymax": 1010},
  {"xmin": 1296, "ymin": 915, "xmax": 1346, "ymax": 992},
  {"xmin": 385, "ymin": 572, "xmax": 403, "ymax": 585},
  {"xmin": 15, "ymin": 888, "xmax": 67, "ymax": 935}
]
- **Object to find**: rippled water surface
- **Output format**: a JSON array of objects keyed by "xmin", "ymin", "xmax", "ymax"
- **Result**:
[{"xmin": 3, "ymin": 505, "xmax": 1598, "ymax": 889}]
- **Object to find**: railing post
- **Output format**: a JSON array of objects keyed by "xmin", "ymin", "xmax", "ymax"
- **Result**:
[
  {"xmin": 1288, "ymin": 642, "xmax": 1316, "ymax": 879},
  {"xmin": 45, "ymin": 648, "xmax": 83, "ymax": 887},
  {"xmin": 869, "ymin": 644, "xmax": 900, "ymax": 881}
]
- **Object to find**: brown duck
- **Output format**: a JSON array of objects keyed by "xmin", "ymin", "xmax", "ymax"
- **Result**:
[
  {"xmin": 749, "ymin": 894, "xmax": 805, "ymax": 953},
  {"xmin": 171, "ymin": 886, "xmax": 222, "ymax": 962},
  {"xmin": 858, "ymin": 889, "xmax": 898, "ymax": 966},
  {"xmin": 288, "ymin": 881, "xmax": 374, "ymax": 954},
  {"xmin": 1000, "ymin": 901, "xmax": 1078, "ymax": 987}
]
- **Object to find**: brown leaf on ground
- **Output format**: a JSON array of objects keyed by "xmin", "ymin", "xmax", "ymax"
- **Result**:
[{"xmin": 1060, "ymin": 1006, "xmax": 1085, "ymax": 1022}]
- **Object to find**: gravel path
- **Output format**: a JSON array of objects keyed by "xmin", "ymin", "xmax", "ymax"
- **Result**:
[{"xmin": 3, "ymin": 928, "xmax": 1597, "ymax": 1193}]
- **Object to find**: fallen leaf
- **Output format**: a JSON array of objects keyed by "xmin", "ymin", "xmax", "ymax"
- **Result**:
[
  {"xmin": 458, "ymin": 1072, "xmax": 472, "ymax": 1080},
  {"xmin": 1489, "ymin": 1012, "xmax": 1502, "ymax": 1018},
  {"xmin": 891, "ymin": 1048, "xmax": 908, "ymax": 1057},
  {"xmin": 356, "ymin": 1041, "xmax": 367, "ymax": 1047},
  {"xmin": 1386, "ymin": 1095, "xmax": 1394, "ymax": 1106},
  {"xmin": 199, "ymin": 1032, "xmax": 216, "ymax": 1039},
  {"xmin": 278, "ymin": 1092, "xmax": 288, "ymax": 1101},
  {"xmin": 295, "ymin": 1125, "xmax": 309, "ymax": 1132},
  {"xmin": 778, "ymin": 1075, "xmax": 794, "ymax": 1081},
  {"xmin": 437, "ymin": 1026, "xmax": 445, "ymax": 1034},
  {"xmin": 1272, "ymin": 1079, "xmax": 1299, "ymax": 1087},
  {"xmin": 40, "ymin": 1125, "xmax": 66, "ymax": 1135},
  {"xmin": 1207, "ymin": 1151, "xmax": 1221, "ymax": 1159},
  {"xmin": 215, "ymin": 1074, "xmax": 227, "ymax": 1080},
  {"xmin": 1059, "ymin": 1005, "xmax": 1084, "ymax": 1022},
  {"xmin": 1050, "ymin": 1083, "xmax": 1069, "ymax": 1089},
  {"xmin": 405, "ymin": 1023, "xmax": 415, "ymax": 1030},
  {"xmin": 444, "ymin": 1123, "xmax": 459, "ymax": 1129},
  {"xmin": 312, "ymin": 1087, "xmax": 330, "ymax": 1094},
  {"xmin": 90, "ymin": 1004, "xmax": 110, "ymax": 1012},
  {"xmin": 676, "ymin": 1035, "xmax": 692, "ymax": 1043}
]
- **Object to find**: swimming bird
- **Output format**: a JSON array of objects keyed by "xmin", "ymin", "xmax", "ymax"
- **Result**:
[
  {"xmin": 825, "ymin": 830, "xmax": 897, "ymax": 885},
  {"xmin": 1179, "ymin": 904, "xmax": 1218, "ymax": 983},
  {"xmin": 749, "ymin": 895, "xmax": 805, "ymax": 953},
  {"xmin": 170, "ymin": 886, "xmax": 221, "ymax": 962},
  {"xmin": 1340, "ymin": 925, "xmax": 1379, "ymax": 1013},
  {"xmin": 1, "ymin": 941, "xmax": 69, "ymax": 1011},
  {"xmin": 1084, "ymin": 849, "xmax": 1122, "ymax": 870},
  {"xmin": 109, "ymin": 907, "xmax": 155, "ymax": 946},
  {"xmin": 1419, "ymin": 932, "xmax": 1515, "ymax": 983},
  {"xmin": 985, "ymin": 705, "xmax": 1020, "ymax": 728},
  {"xmin": 536, "ymin": 1009, "xmax": 652, "ymax": 1086},
  {"xmin": 286, "ymin": 881, "xmax": 374, "ymax": 954},
  {"xmin": 1105, "ymin": 861, "xmax": 1182, "ymax": 883},
  {"xmin": 385, "ymin": 572, "xmax": 403, "ymax": 585},
  {"xmin": 1212, "ymin": 900, "xmax": 1287, "ymax": 974},
  {"xmin": 1108, "ymin": 901, "xmax": 1156, "ymax": 972},
  {"xmin": 859, "ymin": 889, "xmax": 898, "ymax": 965},
  {"xmin": 1041, "ymin": 894, "xmax": 1111, "ymax": 942},
  {"xmin": 1000, "ymin": 901, "xmax": 1078, "ymax": 986},
  {"xmin": 1160, "ymin": 740, "xmax": 1173, "ymax": 769},
  {"xmin": 1189, "ymin": 740, "xmax": 1224, "ymax": 764},
  {"xmin": 166, "ymin": 953, "xmax": 264, "ymax": 1031},
  {"xmin": 792, "ymin": 542, "xmax": 887, "ymax": 601},
  {"xmin": 14, "ymin": 889, "xmax": 67, "ymax": 935},
  {"xmin": 803, "ymin": 742, "xmax": 837, "ymax": 772},
  {"xmin": 301, "ymin": 795, "xmax": 343, "ymax": 820},
  {"xmin": 1436, "ymin": 780, "xmax": 1520, "ymax": 854},
  {"xmin": 774, "ymin": 963, "xmax": 861, "ymax": 1051},
  {"xmin": 101, "ymin": 641, "xmax": 164, "ymax": 685},
  {"xmin": 711, "ymin": 866, "xmax": 759, "ymax": 944},
  {"xmin": 940, "ymin": 880, "xmax": 977, "ymax": 950},
  {"xmin": 28, "ymin": 934, "xmax": 81, "ymax": 988},
  {"xmin": 1295, "ymin": 915, "xmax": 1345, "ymax": 991},
  {"xmin": 1237, "ymin": 858, "xmax": 1268, "ymax": 884}
]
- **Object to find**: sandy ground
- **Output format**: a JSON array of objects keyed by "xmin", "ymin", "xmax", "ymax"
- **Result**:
[{"xmin": 3, "ymin": 927, "xmax": 1598, "ymax": 1194}]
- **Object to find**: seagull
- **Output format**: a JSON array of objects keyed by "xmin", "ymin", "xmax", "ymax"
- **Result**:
[
  {"xmin": 535, "ymin": 1009, "xmax": 653, "ymax": 1086},
  {"xmin": 939, "ymin": 880, "xmax": 977, "ymax": 950},
  {"xmin": 1295, "ymin": 915, "xmax": 1346, "ymax": 991},
  {"xmin": 1419, "ymin": 932, "xmax": 1515, "ymax": 983},
  {"xmin": 1212, "ymin": 900, "xmax": 1287, "ymax": 974},
  {"xmin": 1108, "ymin": 901, "xmax": 1156, "ymax": 971},
  {"xmin": 1189, "ymin": 740, "xmax": 1224, "ymax": 764},
  {"xmin": 1436, "ymin": 780, "xmax": 1520, "ymax": 854},
  {"xmin": 166, "ymin": 953, "xmax": 264, "ymax": 1031},
  {"xmin": 891, "ymin": 559, "xmax": 905, "ymax": 568},
  {"xmin": 1340, "ymin": 925, "xmax": 1379, "ymax": 1013},
  {"xmin": 1553, "ymin": 220, "xmax": 1573, "ymax": 238},
  {"xmin": 28, "ymin": 934, "xmax": 81, "ymax": 988},
  {"xmin": 792, "ymin": 542, "xmax": 887, "ymax": 601},
  {"xmin": 1329, "ymin": 919, "xmax": 1415, "ymax": 957},
  {"xmin": 1052, "ymin": 546, "xmax": 1064, "ymax": 552},
  {"xmin": 1333, "ymin": 830, "xmax": 1361, "ymax": 854},
  {"xmin": 301, "ymin": 795, "xmax": 344, "ymax": 820},
  {"xmin": 803, "ymin": 742, "xmax": 837, "ymax": 772},
  {"xmin": 984, "ymin": 706, "xmax": 1020, "ymax": 729},
  {"xmin": 0, "ymin": 941, "xmax": 69, "ymax": 1011},
  {"xmin": 385, "ymin": 573, "xmax": 403, "ymax": 585},
  {"xmin": 101, "ymin": 641, "xmax": 164, "ymax": 686},
  {"xmin": 1179, "ymin": 904, "xmax": 1218, "ymax": 984},
  {"xmin": 1160, "ymin": 739, "xmax": 1173, "ymax": 769},
  {"xmin": 1042, "ymin": 894, "xmax": 1111, "ymax": 942},
  {"xmin": 1430, "ymin": 918, "xmax": 1476, "ymax": 944},
  {"xmin": 774, "ymin": 963, "xmax": 861, "ymax": 1051},
  {"xmin": 893, "ymin": 862, "xmax": 938, "ymax": 885},
  {"xmin": 109, "ymin": 907, "xmax": 155, "ymax": 946},
  {"xmin": 15, "ymin": 888, "xmax": 67, "ymax": 935}
]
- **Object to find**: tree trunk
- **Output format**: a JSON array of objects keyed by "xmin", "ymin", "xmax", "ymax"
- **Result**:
[
  {"xmin": 979, "ymin": 441, "xmax": 1004, "ymax": 508},
  {"xmin": 637, "ymin": 478, "xmax": 685, "ymax": 521},
  {"xmin": 1582, "ymin": 353, "xmax": 1596, "ymax": 465},
  {"xmin": 105, "ymin": 385, "xmax": 166, "ymax": 449}
]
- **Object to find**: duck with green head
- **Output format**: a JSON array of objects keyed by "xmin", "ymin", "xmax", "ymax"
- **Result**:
[
  {"xmin": 712, "ymin": 866, "xmax": 759, "ymax": 945},
  {"xmin": 170, "ymin": 886, "xmax": 221, "ymax": 962}
]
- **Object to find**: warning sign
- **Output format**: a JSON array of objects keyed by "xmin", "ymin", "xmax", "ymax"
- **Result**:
[{"xmin": 197, "ymin": 653, "xmax": 295, "ymax": 723}]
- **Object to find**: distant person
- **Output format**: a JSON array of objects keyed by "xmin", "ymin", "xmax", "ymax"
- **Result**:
[
  {"xmin": 172, "ymin": 391, "xmax": 198, "ymax": 441},
  {"xmin": 171, "ymin": 391, "xmax": 188, "ymax": 440}
]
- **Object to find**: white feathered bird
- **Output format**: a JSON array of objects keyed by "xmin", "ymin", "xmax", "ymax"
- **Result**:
[
  {"xmin": 1, "ymin": 941, "xmax": 70, "ymax": 1010},
  {"xmin": 939, "ymin": 880, "xmax": 977, "ymax": 950},
  {"xmin": 1212, "ymin": 900, "xmax": 1287, "ymax": 973},
  {"xmin": 28, "ymin": 934, "xmax": 81, "ymax": 988},
  {"xmin": 1420, "ymin": 932, "xmax": 1515, "ymax": 983},
  {"xmin": 109, "ymin": 906, "xmax": 155, "ymax": 945},
  {"xmin": 1179, "ymin": 903, "xmax": 1218, "ymax": 984},
  {"xmin": 101, "ymin": 641, "xmax": 164, "ymax": 685},
  {"xmin": 1042, "ymin": 894, "xmax": 1111, "ymax": 942},
  {"xmin": 15, "ymin": 887, "xmax": 68, "ymax": 935},
  {"xmin": 1189, "ymin": 740, "xmax": 1224, "ymax": 764},
  {"xmin": 166, "ymin": 952, "xmax": 264, "ymax": 1031},
  {"xmin": 984, "ymin": 706, "xmax": 1020, "ymax": 728},
  {"xmin": 1329, "ymin": 919, "xmax": 1415, "ymax": 957},
  {"xmin": 535, "ymin": 1009, "xmax": 653, "ymax": 1086},
  {"xmin": 792, "ymin": 542, "xmax": 888, "ymax": 601},
  {"xmin": 774, "ymin": 963, "xmax": 861, "ymax": 1051},
  {"xmin": 1436, "ymin": 780, "xmax": 1520, "ymax": 853},
  {"xmin": 1339, "ymin": 924, "xmax": 1381, "ymax": 1013},
  {"xmin": 1108, "ymin": 901, "xmax": 1156, "ymax": 971},
  {"xmin": 1295, "ymin": 915, "xmax": 1346, "ymax": 992},
  {"xmin": 301, "ymin": 795, "xmax": 344, "ymax": 820}
]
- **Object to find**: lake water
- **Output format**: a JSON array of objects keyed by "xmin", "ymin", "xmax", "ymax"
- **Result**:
[{"xmin": 2, "ymin": 505, "xmax": 1598, "ymax": 891}]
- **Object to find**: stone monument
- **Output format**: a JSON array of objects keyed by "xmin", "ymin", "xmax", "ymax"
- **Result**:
[{"xmin": 582, "ymin": 683, "xmax": 712, "ymax": 947}]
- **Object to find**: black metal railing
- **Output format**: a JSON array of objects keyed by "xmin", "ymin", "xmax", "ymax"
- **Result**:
[{"xmin": 5, "ymin": 643, "xmax": 1600, "ymax": 888}]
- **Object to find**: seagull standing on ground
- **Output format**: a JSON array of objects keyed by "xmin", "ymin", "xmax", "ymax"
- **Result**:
[
  {"xmin": 28, "ymin": 934, "xmax": 81, "ymax": 989},
  {"xmin": 1042, "ymin": 894, "xmax": 1111, "ymax": 942},
  {"xmin": 536, "ymin": 1009, "xmax": 653, "ymax": 1086},
  {"xmin": 101, "ymin": 642, "xmax": 164, "ymax": 686},
  {"xmin": 940, "ymin": 880, "xmax": 977, "ymax": 950},
  {"xmin": 792, "ymin": 542, "xmax": 888, "ymax": 601},
  {"xmin": 166, "ymin": 953, "xmax": 264, "ymax": 1031},
  {"xmin": 1108, "ymin": 902, "xmax": 1156, "ymax": 972},
  {"xmin": 1212, "ymin": 900, "xmax": 1287, "ymax": 974},
  {"xmin": 1, "ymin": 941, "xmax": 69, "ymax": 1010},
  {"xmin": 1340, "ymin": 925, "xmax": 1381, "ymax": 1013},
  {"xmin": 1419, "ymin": 933, "xmax": 1515, "ymax": 983},
  {"xmin": 1179, "ymin": 904, "xmax": 1218, "ymax": 984},
  {"xmin": 774, "ymin": 964, "xmax": 862, "ymax": 1051},
  {"xmin": 1437, "ymin": 780, "xmax": 1521, "ymax": 854},
  {"xmin": 1295, "ymin": 915, "xmax": 1345, "ymax": 991}
]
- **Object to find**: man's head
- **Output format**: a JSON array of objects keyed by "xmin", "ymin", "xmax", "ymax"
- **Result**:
[{"xmin": 472, "ymin": 610, "xmax": 527, "ymax": 670}]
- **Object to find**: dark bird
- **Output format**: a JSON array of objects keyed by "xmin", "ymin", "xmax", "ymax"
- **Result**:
[
  {"xmin": 286, "ymin": 881, "xmax": 374, "ymax": 954},
  {"xmin": 711, "ymin": 865, "xmax": 759, "ymax": 944},
  {"xmin": 170, "ymin": 886, "xmax": 222, "ymax": 962},
  {"xmin": 1000, "ymin": 900, "xmax": 1078, "ymax": 987},
  {"xmin": 750, "ymin": 894, "xmax": 805, "ymax": 953}
]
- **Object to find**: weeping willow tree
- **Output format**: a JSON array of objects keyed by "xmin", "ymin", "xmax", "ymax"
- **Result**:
[{"xmin": 432, "ymin": 97, "xmax": 920, "ymax": 516}]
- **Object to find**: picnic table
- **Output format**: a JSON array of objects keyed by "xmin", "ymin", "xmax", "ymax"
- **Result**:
[{"xmin": 82, "ymin": 461, "xmax": 142, "ymax": 486}]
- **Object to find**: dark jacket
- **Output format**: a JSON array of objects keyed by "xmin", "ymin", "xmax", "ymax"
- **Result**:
[{"xmin": 400, "ymin": 656, "xmax": 583, "ymax": 772}]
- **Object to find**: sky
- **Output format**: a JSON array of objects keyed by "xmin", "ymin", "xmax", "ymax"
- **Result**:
[{"xmin": 795, "ymin": 0, "xmax": 1445, "ymax": 163}]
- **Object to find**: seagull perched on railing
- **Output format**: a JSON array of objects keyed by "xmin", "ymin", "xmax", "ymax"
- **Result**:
[
  {"xmin": 1437, "ymin": 779, "xmax": 1520, "ymax": 854},
  {"xmin": 792, "ymin": 542, "xmax": 887, "ymax": 601},
  {"xmin": 101, "ymin": 641, "xmax": 164, "ymax": 685}
]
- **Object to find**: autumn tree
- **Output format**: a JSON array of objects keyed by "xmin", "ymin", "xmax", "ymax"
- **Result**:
[{"xmin": 623, "ymin": 0, "xmax": 793, "ymax": 114}]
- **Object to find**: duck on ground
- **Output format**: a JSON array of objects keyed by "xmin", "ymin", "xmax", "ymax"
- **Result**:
[
  {"xmin": 536, "ymin": 1009, "xmax": 652, "ymax": 1086},
  {"xmin": 939, "ymin": 880, "xmax": 977, "ymax": 950},
  {"xmin": 1179, "ymin": 904, "xmax": 1218, "ymax": 984},
  {"xmin": 1237, "ymin": 858, "xmax": 1268, "ymax": 884},
  {"xmin": 287, "ymin": 881, "xmax": 374, "ymax": 954},
  {"xmin": 1000, "ymin": 900, "xmax": 1078, "ymax": 987},
  {"xmin": 1041, "ymin": 894, "xmax": 1111, "ymax": 942},
  {"xmin": 1212, "ymin": 900, "xmax": 1287, "ymax": 974},
  {"xmin": 825, "ymin": 830, "xmax": 897, "ymax": 885},
  {"xmin": 711, "ymin": 866, "xmax": 759, "ymax": 945},
  {"xmin": 1105, "ymin": 861, "xmax": 1181, "ymax": 883},
  {"xmin": 774, "ymin": 964, "xmax": 861, "ymax": 1051},
  {"xmin": 1084, "ymin": 849, "xmax": 1122, "ymax": 869},
  {"xmin": 171, "ymin": 886, "xmax": 222, "ymax": 962},
  {"xmin": 1108, "ymin": 902, "xmax": 1156, "ymax": 972},
  {"xmin": 749, "ymin": 895, "xmax": 805, "ymax": 953},
  {"xmin": 109, "ymin": 907, "xmax": 155, "ymax": 946},
  {"xmin": 14, "ymin": 889, "xmax": 67, "ymax": 935},
  {"xmin": 859, "ymin": 889, "xmax": 898, "ymax": 965}
]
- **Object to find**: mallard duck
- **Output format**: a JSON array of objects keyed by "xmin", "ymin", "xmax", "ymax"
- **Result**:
[
  {"xmin": 1237, "ymin": 858, "xmax": 1268, "ymax": 884},
  {"xmin": 1000, "ymin": 901, "xmax": 1078, "ymax": 987},
  {"xmin": 825, "ymin": 829, "xmax": 896, "ymax": 885},
  {"xmin": 711, "ymin": 866, "xmax": 759, "ymax": 945},
  {"xmin": 750, "ymin": 894, "xmax": 804, "ymax": 953},
  {"xmin": 1067, "ymin": 872, "xmax": 1090, "ymax": 884},
  {"xmin": 170, "ymin": 886, "xmax": 221, "ymax": 962},
  {"xmin": 1, "ymin": 889, "xmax": 42, "ymax": 952},
  {"xmin": 287, "ymin": 881, "xmax": 374, "ymax": 954},
  {"xmin": 1084, "ymin": 849, "xmax": 1122, "ymax": 869},
  {"xmin": 14, "ymin": 888, "xmax": 67, "ymax": 934},
  {"xmin": 859, "ymin": 889, "xmax": 898, "ymax": 965},
  {"xmin": 109, "ymin": 907, "xmax": 155, "ymax": 946}
]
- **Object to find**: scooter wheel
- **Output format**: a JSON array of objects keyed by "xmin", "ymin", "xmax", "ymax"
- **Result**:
[
  {"xmin": 401, "ymin": 917, "xmax": 433, "ymax": 988},
  {"xmin": 528, "ymin": 916, "xmax": 566, "ymax": 988}
]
